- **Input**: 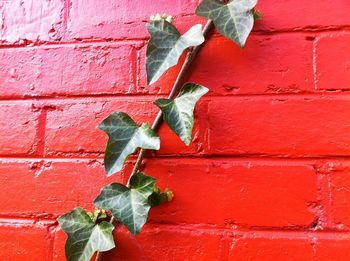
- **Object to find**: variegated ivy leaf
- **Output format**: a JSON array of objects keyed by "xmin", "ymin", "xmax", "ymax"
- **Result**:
[
  {"xmin": 57, "ymin": 208, "xmax": 115, "ymax": 261},
  {"xmin": 154, "ymin": 83, "xmax": 208, "ymax": 145},
  {"xmin": 99, "ymin": 112, "xmax": 160, "ymax": 176},
  {"xmin": 196, "ymin": 0, "xmax": 257, "ymax": 47},
  {"xmin": 94, "ymin": 172, "xmax": 156, "ymax": 235},
  {"xmin": 146, "ymin": 19, "xmax": 205, "ymax": 85}
]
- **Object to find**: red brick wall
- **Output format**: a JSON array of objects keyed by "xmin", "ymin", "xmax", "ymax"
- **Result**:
[{"xmin": 1, "ymin": 0, "xmax": 350, "ymax": 260}]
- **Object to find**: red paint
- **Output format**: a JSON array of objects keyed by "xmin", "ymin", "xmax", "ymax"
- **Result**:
[
  {"xmin": 146, "ymin": 159, "xmax": 318, "ymax": 227},
  {"xmin": 0, "ymin": 103, "xmax": 39, "ymax": 155},
  {"xmin": 0, "ymin": 224, "xmax": 51, "ymax": 260},
  {"xmin": 0, "ymin": 0, "xmax": 64, "ymax": 44},
  {"xmin": 67, "ymin": 0, "xmax": 200, "ymax": 40},
  {"xmin": 0, "ymin": 43, "xmax": 135, "ymax": 98},
  {"xmin": 315, "ymin": 33, "xmax": 350, "ymax": 90},
  {"xmin": 208, "ymin": 96, "xmax": 350, "ymax": 156},
  {"xmin": 1, "ymin": 0, "xmax": 350, "ymax": 260},
  {"xmin": 229, "ymin": 237, "xmax": 315, "ymax": 261}
]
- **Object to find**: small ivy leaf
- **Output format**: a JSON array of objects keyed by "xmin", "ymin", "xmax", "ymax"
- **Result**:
[
  {"xmin": 195, "ymin": 0, "xmax": 258, "ymax": 47},
  {"xmin": 146, "ymin": 20, "xmax": 205, "ymax": 85},
  {"xmin": 94, "ymin": 172, "xmax": 156, "ymax": 235},
  {"xmin": 57, "ymin": 208, "xmax": 115, "ymax": 261},
  {"xmin": 154, "ymin": 83, "xmax": 208, "ymax": 145},
  {"xmin": 148, "ymin": 188, "xmax": 174, "ymax": 207},
  {"xmin": 150, "ymin": 13, "xmax": 173, "ymax": 23},
  {"xmin": 253, "ymin": 9, "xmax": 262, "ymax": 21},
  {"xmin": 98, "ymin": 209, "xmax": 108, "ymax": 220},
  {"xmin": 99, "ymin": 112, "xmax": 160, "ymax": 176}
]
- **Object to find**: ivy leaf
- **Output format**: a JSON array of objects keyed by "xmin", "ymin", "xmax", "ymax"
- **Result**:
[
  {"xmin": 154, "ymin": 83, "xmax": 208, "ymax": 145},
  {"xmin": 148, "ymin": 188, "xmax": 174, "ymax": 207},
  {"xmin": 57, "ymin": 208, "xmax": 115, "ymax": 261},
  {"xmin": 94, "ymin": 172, "xmax": 156, "ymax": 235},
  {"xmin": 146, "ymin": 19, "xmax": 205, "ymax": 85},
  {"xmin": 196, "ymin": 0, "xmax": 257, "ymax": 47},
  {"xmin": 99, "ymin": 112, "xmax": 160, "ymax": 176}
]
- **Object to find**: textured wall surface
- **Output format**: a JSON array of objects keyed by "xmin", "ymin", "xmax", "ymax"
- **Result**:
[{"xmin": 1, "ymin": 0, "xmax": 350, "ymax": 260}]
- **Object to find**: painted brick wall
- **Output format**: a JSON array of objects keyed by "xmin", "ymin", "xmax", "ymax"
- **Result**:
[{"xmin": 1, "ymin": 0, "xmax": 350, "ymax": 260}]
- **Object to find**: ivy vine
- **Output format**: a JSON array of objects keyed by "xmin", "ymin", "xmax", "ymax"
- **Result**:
[{"xmin": 57, "ymin": 0, "xmax": 260, "ymax": 260}]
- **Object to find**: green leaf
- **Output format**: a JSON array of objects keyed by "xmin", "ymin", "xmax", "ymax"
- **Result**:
[
  {"xmin": 154, "ymin": 83, "xmax": 208, "ymax": 145},
  {"xmin": 196, "ymin": 0, "xmax": 257, "ymax": 47},
  {"xmin": 146, "ymin": 19, "xmax": 205, "ymax": 85},
  {"xmin": 148, "ymin": 188, "xmax": 174, "ymax": 207},
  {"xmin": 57, "ymin": 208, "xmax": 115, "ymax": 261},
  {"xmin": 99, "ymin": 112, "xmax": 160, "ymax": 176},
  {"xmin": 94, "ymin": 172, "xmax": 156, "ymax": 235}
]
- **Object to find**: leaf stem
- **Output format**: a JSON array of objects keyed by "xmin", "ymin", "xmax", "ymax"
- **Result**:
[
  {"xmin": 96, "ymin": 19, "xmax": 214, "ymax": 261},
  {"xmin": 128, "ymin": 19, "xmax": 214, "ymax": 183}
]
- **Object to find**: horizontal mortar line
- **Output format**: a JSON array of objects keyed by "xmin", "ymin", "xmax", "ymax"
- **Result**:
[
  {"xmin": 0, "ymin": 216, "xmax": 348, "ymax": 237},
  {"xmin": 146, "ymin": 222, "xmax": 350, "ymax": 236},
  {"xmin": 1, "ymin": 91, "xmax": 350, "ymax": 102},
  {"xmin": 0, "ymin": 213, "xmax": 57, "ymax": 220},
  {"xmin": 0, "ymin": 38, "xmax": 146, "ymax": 50},
  {"xmin": 1, "ymin": 26, "xmax": 350, "ymax": 50},
  {"xmin": 0, "ymin": 94, "xmax": 163, "ymax": 103},
  {"xmin": 0, "ymin": 217, "xmax": 56, "ymax": 227},
  {"xmin": 155, "ymin": 154, "xmax": 350, "ymax": 161},
  {"xmin": 252, "ymin": 25, "xmax": 350, "ymax": 35},
  {"xmin": 1, "ymin": 155, "xmax": 350, "ymax": 162},
  {"xmin": 150, "ymin": 224, "xmax": 350, "ymax": 240}
]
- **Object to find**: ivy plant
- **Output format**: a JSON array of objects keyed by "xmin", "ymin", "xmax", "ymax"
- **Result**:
[{"xmin": 58, "ymin": 1, "xmax": 260, "ymax": 260}]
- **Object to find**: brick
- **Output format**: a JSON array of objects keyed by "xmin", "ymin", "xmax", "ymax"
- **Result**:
[
  {"xmin": 147, "ymin": 159, "xmax": 317, "ymax": 227},
  {"xmin": 316, "ymin": 237, "xmax": 350, "ymax": 260},
  {"xmin": 255, "ymin": 0, "xmax": 350, "ymax": 31},
  {"xmin": 100, "ymin": 225, "xmax": 227, "ymax": 261},
  {"xmin": 228, "ymin": 233, "xmax": 350, "ymax": 261},
  {"xmin": 68, "ymin": 0, "xmax": 200, "ymax": 40},
  {"xmin": 208, "ymin": 96, "xmax": 350, "ymax": 157},
  {"xmin": 0, "ymin": 159, "xmax": 124, "ymax": 216},
  {"xmin": 0, "ymin": 223, "xmax": 49, "ymax": 261},
  {"xmin": 140, "ymin": 34, "xmax": 314, "ymax": 95},
  {"xmin": 229, "ymin": 236, "xmax": 314, "ymax": 261},
  {"xmin": 54, "ymin": 225, "xmax": 227, "ymax": 261},
  {"xmin": 44, "ymin": 98, "xmax": 207, "ymax": 156},
  {"xmin": 0, "ymin": 43, "xmax": 135, "ymax": 98},
  {"xmin": 190, "ymin": 34, "xmax": 314, "ymax": 95},
  {"xmin": 318, "ymin": 161, "xmax": 350, "ymax": 229},
  {"xmin": 0, "ymin": 0, "xmax": 64, "ymax": 44},
  {"xmin": 44, "ymin": 99, "xmax": 155, "ymax": 156},
  {"xmin": 315, "ymin": 33, "xmax": 350, "ymax": 90},
  {"xmin": 0, "ymin": 103, "xmax": 39, "ymax": 155}
]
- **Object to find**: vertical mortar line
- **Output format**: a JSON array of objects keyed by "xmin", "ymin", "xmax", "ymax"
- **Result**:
[
  {"xmin": 220, "ymin": 230, "xmax": 231, "ymax": 261},
  {"xmin": 204, "ymin": 98, "xmax": 210, "ymax": 154},
  {"xmin": 228, "ymin": 230, "xmax": 242, "ymax": 261},
  {"xmin": 312, "ymin": 35, "xmax": 319, "ymax": 91},
  {"xmin": 303, "ymin": 164, "xmax": 320, "ymax": 258},
  {"xmin": 135, "ymin": 41, "xmax": 146, "ymax": 93},
  {"xmin": 62, "ymin": 0, "xmax": 71, "ymax": 41},
  {"xmin": 46, "ymin": 224, "xmax": 58, "ymax": 261},
  {"xmin": 35, "ymin": 108, "xmax": 47, "ymax": 157},
  {"xmin": 325, "ymin": 168, "xmax": 335, "ymax": 227},
  {"xmin": 312, "ymin": 162, "xmax": 332, "ymax": 230},
  {"xmin": 130, "ymin": 43, "xmax": 139, "ymax": 93}
]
